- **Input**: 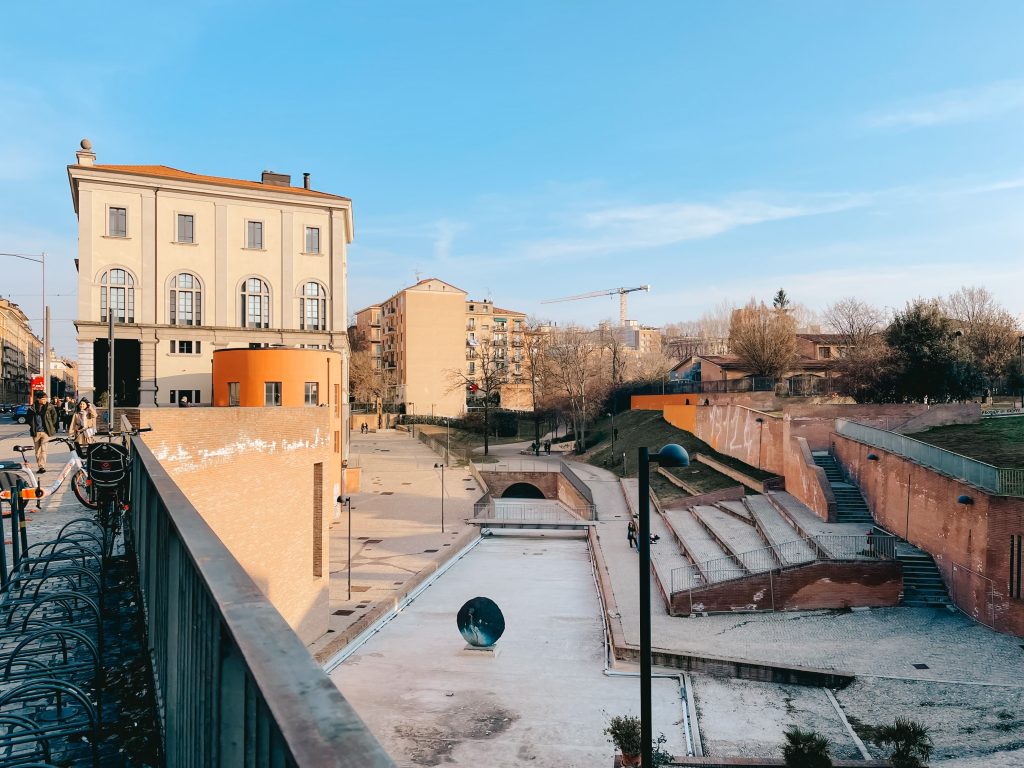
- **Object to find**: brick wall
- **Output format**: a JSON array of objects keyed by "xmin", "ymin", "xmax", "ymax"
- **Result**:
[
  {"xmin": 669, "ymin": 561, "xmax": 901, "ymax": 615},
  {"xmin": 695, "ymin": 405, "xmax": 784, "ymax": 475},
  {"xmin": 480, "ymin": 470, "xmax": 558, "ymax": 499},
  {"xmin": 834, "ymin": 433, "xmax": 1024, "ymax": 638},
  {"xmin": 782, "ymin": 433, "xmax": 836, "ymax": 522},
  {"xmin": 138, "ymin": 407, "xmax": 335, "ymax": 643}
]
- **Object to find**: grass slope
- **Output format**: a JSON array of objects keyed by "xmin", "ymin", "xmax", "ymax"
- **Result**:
[
  {"xmin": 584, "ymin": 410, "xmax": 773, "ymax": 503},
  {"xmin": 912, "ymin": 418, "xmax": 1024, "ymax": 468}
]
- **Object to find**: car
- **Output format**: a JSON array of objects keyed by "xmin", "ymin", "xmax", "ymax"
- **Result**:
[{"xmin": 10, "ymin": 404, "xmax": 29, "ymax": 424}]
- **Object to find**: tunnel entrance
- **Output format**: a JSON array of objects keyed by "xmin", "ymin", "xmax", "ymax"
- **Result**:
[{"xmin": 500, "ymin": 482, "xmax": 546, "ymax": 499}]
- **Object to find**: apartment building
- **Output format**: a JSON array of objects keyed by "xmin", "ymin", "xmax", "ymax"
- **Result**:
[
  {"xmin": 353, "ymin": 279, "xmax": 530, "ymax": 417},
  {"xmin": 67, "ymin": 140, "xmax": 354, "ymax": 408},
  {"xmin": 0, "ymin": 298, "xmax": 42, "ymax": 403}
]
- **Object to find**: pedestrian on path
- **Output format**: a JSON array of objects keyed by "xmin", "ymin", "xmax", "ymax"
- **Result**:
[
  {"xmin": 61, "ymin": 396, "xmax": 75, "ymax": 432},
  {"xmin": 68, "ymin": 398, "xmax": 98, "ymax": 451},
  {"xmin": 28, "ymin": 392, "xmax": 59, "ymax": 473},
  {"xmin": 627, "ymin": 518, "xmax": 637, "ymax": 550},
  {"xmin": 544, "ymin": 440, "xmax": 551, "ymax": 455}
]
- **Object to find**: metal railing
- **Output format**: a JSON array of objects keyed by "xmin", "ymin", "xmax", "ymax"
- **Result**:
[
  {"xmin": 835, "ymin": 419, "xmax": 1024, "ymax": 497},
  {"xmin": 559, "ymin": 460, "xmax": 596, "ymax": 507},
  {"xmin": 473, "ymin": 499, "xmax": 592, "ymax": 522},
  {"xmin": 669, "ymin": 532, "xmax": 896, "ymax": 594},
  {"xmin": 130, "ymin": 438, "xmax": 394, "ymax": 767}
]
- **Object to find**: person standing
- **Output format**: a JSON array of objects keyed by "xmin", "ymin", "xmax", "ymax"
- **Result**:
[
  {"xmin": 62, "ymin": 396, "xmax": 75, "ymax": 433},
  {"xmin": 178, "ymin": 395, "xmax": 190, "ymax": 408},
  {"xmin": 27, "ymin": 392, "xmax": 59, "ymax": 473},
  {"xmin": 627, "ymin": 518, "xmax": 637, "ymax": 550},
  {"xmin": 68, "ymin": 398, "xmax": 98, "ymax": 450}
]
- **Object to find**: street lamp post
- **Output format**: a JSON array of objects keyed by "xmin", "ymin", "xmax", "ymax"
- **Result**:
[
  {"xmin": 446, "ymin": 418, "xmax": 451, "ymax": 466},
  {"xmin": 434, "ymin": 462, "xmax": 446, "ymax": 533},
  {"xmin": 337, "ymin": 496, "xmax": 353, "ymax": 600},
  {"xmin": 637, "ymin": 443, "xmax": 689, "ymax": 768},
  {"xmin": 0, "ymin": 251, "xmax": 46, "ymax": 398}
]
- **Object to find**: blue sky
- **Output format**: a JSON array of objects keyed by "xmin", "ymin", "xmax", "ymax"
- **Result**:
[{"xmin": 2, "ymin": 2, "xmax": 1024, "ymax": 356}]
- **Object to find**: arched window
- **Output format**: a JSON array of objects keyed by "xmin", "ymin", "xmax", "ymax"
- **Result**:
[
  {"xmin": 299, "ymin": 281, "xmax": 327, "ymax": 331},
  {"xmin": 169, "ymin": 272, "xmax": 202, "ymax": 326},
  {"xmin": 241, "ymin": 277, "xmax": 270, "ymax": 328},
  {"xmin": 100, "ymin": 268, "xmax": 135, "ymax": 323}
]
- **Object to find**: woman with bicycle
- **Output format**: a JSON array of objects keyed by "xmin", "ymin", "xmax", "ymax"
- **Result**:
[{"xmin": 68, "ymin": 398, "xmax": 98, "ymax": 450}]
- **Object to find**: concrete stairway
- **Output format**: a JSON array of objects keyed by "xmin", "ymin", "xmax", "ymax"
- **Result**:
[
  {"xmin": 812, "ymin": 453, "xmax": 874, "ymax": 524},
  {"xmin": 896, "ymin": 543, "xmax": 953, "ymax": 608}
]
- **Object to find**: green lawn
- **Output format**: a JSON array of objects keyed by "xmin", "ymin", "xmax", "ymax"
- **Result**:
[
  {"xmin": 912, "ymin": 418, "xmax": 1024, "ymax": 468},
  {"xmin": 583, "ymin": 410, "xmax": 772, "ymax": 502}
]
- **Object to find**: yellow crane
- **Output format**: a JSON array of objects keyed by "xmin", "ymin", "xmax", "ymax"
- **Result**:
[{"xmin": 541, "ymin": 285, "xmax": 650, "ymax": 326}]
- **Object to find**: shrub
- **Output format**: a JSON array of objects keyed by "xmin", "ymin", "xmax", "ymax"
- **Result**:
[
  {"xmin": 782, "ymin": 726, "xmax": 832, "ymax": 768},
  {"xmin": 872, "ymin": 717, "xmax": 933, "ymax": 768}
]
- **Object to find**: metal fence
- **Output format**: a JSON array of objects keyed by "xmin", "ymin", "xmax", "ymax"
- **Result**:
[
  {"xmin": 669, "ymin": 532, "xmax": 896, "ymax": 594},
  {"xmin": 130, "ymin": 438, "xmax": 394, "ymax": 767},
  {"xmin": 835, "ymin": 419, "xmax": 1024, "ymax": 497},
  {"xmin": 474, "ymin": 499, "xmax": 592, "ymax": 522}
]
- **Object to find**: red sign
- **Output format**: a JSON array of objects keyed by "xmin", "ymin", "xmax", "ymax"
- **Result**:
[{"xmin": 30, "ymin": 375, "xmax": 44, "ymax": 392}]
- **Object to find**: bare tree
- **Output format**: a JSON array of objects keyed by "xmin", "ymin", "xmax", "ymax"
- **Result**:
[
  {"xmin": 522, "ymin": 318, "xmax": 560, "ymax": 445},
  {"xmin": 943, "ymin": 286, "xmax": 1022, "ymax": 389},
  {"xmin": 629, "ymin": 349, "xmax": 676, "ymax": 385},
  {"xmin": 597, "ymin": 324, "xmax": 629, "ymax": 387},
  {"xmin": 447, "ymin": 337, "xmax": 509, "ymax": 456},
  {"xmin": 728, "ymin": 300, "xmax": 797, "ymax": 379},
  {"xmin": 822, "ymin": 297, "xmax": 887, "ymax": 353},
  {"xmin": 546, "ymin": 326, "xmax": 611, "ymax": 453}
]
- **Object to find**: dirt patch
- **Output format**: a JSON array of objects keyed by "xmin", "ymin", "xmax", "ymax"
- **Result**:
[{"xmin": 394, "ymin": 694, "xmax": 520, "ymax": 766}]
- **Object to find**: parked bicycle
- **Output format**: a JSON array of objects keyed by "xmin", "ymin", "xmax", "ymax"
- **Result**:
[
  {"xmin": 0, "ymin": 437, "xmax": 91, "ymax": 510},
  {"xmin": 81, "ymin": 425, "xmax": 152, "ymax": 558}
]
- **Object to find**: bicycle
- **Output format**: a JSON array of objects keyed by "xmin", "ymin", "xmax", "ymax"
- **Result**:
[
  {"xmin": 0, "ymin": 437, "xmax": 92, "ymax": 511},
  {"xmin": 81, "ymin": 425, "xmax": 151, "ymax": 558}
]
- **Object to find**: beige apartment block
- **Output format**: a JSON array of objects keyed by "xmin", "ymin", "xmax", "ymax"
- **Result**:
[
  {"xmin": 353, "ymin": 280, "xmax": 532, "ymax": 417},
  {"xmin": 0, "ymin": 298, "xmax": 42, "ymax": 403},
  {"xmin": 66, "ymin": 140, "xmax": 354, "ymax": 410}
]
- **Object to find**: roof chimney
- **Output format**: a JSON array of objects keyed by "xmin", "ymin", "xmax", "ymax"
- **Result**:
[
  {"xmin": 76, "ymin": 138, "xmax": 95, "ymax": 167},
  {"xmin": 303, "ymin": 172, "xmax": 310, "ymax": 190},
  {"xmin": 261, "ymin": 170, "xmax": 291, "ymax": 187}
]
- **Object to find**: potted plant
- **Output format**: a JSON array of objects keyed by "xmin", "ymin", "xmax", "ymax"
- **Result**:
[
  {"xmin": 783, "ymin": 726, "xmax": 833, "ymax": 768},
  {"xmin": 605, "ymin": 715, "xmax": 642, "ymax": 766}
]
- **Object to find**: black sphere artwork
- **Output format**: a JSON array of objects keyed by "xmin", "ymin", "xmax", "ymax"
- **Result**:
[{"xmin": 457, "ymin": 597, "xmax": 505, "ymax": 648}]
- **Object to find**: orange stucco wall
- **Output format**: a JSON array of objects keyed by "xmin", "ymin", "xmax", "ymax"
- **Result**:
[
  {"xmin": 631, "ymin": 394, "xmax": 701, "ymax": 410},
  {"xmin": 212, "ymin": 348, "xmax": 342, "ymax": 408},
  {"xmin": 663, "ymin": 403, "xmax": 697, "ymax": 433}
]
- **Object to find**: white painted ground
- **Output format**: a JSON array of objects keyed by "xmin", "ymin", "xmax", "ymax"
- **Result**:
[{"xmin": 331, "ymin": 536, "xmax": 687, "ymax": 767}]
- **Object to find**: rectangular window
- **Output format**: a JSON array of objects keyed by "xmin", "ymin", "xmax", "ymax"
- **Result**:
[
  {"xmin": 109, "ymin": 207, "xmax": 127, "ymax": 237},
  {"xmin": 228, "ymin": 382, "xmax": 240, "ymax": 406},
  {"xmin": 819, "ymin": 346, "xmax": 832, "ymax": 359},
  {"xmin": 304, "ymin": 381, "xmax": 319, "ymax": 406},
  {"xmin": 169, "ymin": 389, "xmax": 176, "ymax": 405},
  {"xmin": 333, "ymin": 431, "xmax": 340, "ymax": 453},
  {"xmin": 468, "ymin": 361, "xmax": 476, "ymax": 374},
  {"xmin": 176, "ymin": 214, "xmax": 194, "ymax": 244},
  {"xmin": 246, "ymin": 220, "xmax": 264, "ymax": 249},
  {"xmin": 305, "ymin": 226, "xmax": 320, "ymax": 254},
  {"xmin": 1012, "ymin": 535, "xmax": 1023, "ymax": 600},
  {"xmin": 193, "ymin": 390, "xmax": 201, "ymax": 404},
  {"xmin": 264, "ymin": 381, "xmax": 282, "ymax": 406},
  {"xmin": 334, "ymin": 384, "xmax": 340, "ymax": 417},
  {"xmin": 177, "ymin": 340, "xmax": 193, "ymax": 354},
  {"xmin": 313, "ymin": 463, "xmax": 323, "ymax": 577}
]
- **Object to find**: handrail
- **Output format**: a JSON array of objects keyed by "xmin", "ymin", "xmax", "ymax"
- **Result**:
[
  {"xmin": 130, "ymin": 437, "xmax": 394, "ymax": 767},
  {"xmin": 835, "ymin": 418, "xmax": 1023, "ymax": 497},
  {"xmin": 669, "ymin": 532, "xmax": 897, "ymax": 594}
]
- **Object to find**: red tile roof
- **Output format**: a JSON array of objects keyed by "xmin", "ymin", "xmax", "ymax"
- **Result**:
[{"xmin": 84, "ymin": 164, "xmax": 350, "ymax": 202}]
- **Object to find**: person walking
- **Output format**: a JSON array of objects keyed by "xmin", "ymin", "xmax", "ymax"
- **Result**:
[
  {"xmin": 627, "ymin": 518, "xmax": 637, "ymax": 550},
  {"xmin": 68, "ymin": 398, "xmax": 98, "ymax": 451},
  {"xmin": 544, "ymin": 440, "xmax": 551, "ymax": 455},
  {"xmin": 27, "ymin": 392, "xmax": 59, "ymax": 473},
  {"xmin": 178, "ymin": 395, "xmax": 190, "ymax": 408}
]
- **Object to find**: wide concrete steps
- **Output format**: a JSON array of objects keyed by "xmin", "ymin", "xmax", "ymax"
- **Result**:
[
  {"xmin": 693, "ymin": 505, "xmax": 774, "ymax": 573},
  {"xmin": 717, "ymin": 500, "xmax": 753, "ymax": 521},
  {"xmin": 743, "ymin": 495, "xmax": 817, "ymax": 566},
  {"xmin": 897, "ymin": 545, "xmax": 952, "ymax": 607},
  {"xmin": 663, "ymin": 508, "xmax": 735, "ymax": 583},
  {"xmin": 650, "ymin": 512, "xmax": 693, "ymax": 594}
]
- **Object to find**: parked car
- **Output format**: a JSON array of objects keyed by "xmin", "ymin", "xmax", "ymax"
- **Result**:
[{"xmin": 10, "ymin": 404, "xmax": 29, "ymax": 424}]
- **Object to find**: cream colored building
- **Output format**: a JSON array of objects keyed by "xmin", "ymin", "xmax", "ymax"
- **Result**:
[
  {"xmin": 0, "ymin": 299, "xmax": 42, "ymax": 403},
  {"xmin": 67, "ymin": 141, "xmax": 353, "ymax": 409},
  {"xmin": 353, "ymin": 280, "xmax": 531, "ymax": 417}
]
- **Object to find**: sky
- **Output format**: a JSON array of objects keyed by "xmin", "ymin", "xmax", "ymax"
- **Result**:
[{"xmin": 2, "ymin": 2, "xmax": 1024, "ymax": 357}]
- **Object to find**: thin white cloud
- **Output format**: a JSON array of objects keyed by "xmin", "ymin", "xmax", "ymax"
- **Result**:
[
  {"xmin": 865, "ymin": 78, "xmax": 1024, "ymax": 130},
  {"xmin": 432, "ymin": 219, "xmax": 466, "ymax": 262}
]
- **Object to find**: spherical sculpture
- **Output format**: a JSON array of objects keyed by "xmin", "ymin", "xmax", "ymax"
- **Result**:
[
  {"xmin": 80, "ymin": 138, "xmax": 93, "ymax": 150},
  {"xmin": 457, "ymin": 596, "xmax": 505, "ymax": 647}
]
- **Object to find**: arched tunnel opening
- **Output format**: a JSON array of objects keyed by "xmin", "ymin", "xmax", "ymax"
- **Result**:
[{"xmin": 500, "ymin": 482, "xmax": 546, "ymax": 499}]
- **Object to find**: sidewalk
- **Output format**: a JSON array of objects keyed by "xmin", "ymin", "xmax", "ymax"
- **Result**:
[
  {"xmin": 572, "ymin": 459, "xmax": 1024, "ymax": 686},
  {"xmin": 309, "ymin": 430, "xmax": 481, "ymax": 661}
]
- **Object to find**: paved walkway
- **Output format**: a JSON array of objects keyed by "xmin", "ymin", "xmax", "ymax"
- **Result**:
[
  {"xmin": 309, "ymin": 430, "xmax": 481, "ymax": 660},
  {"xmin": 572, "ymin": 458, "xmax": 1024, "ymax": 686}
]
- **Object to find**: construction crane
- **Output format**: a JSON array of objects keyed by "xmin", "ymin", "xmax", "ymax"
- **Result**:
[{"xmin": 541, "ymin": 285, "xmax": 650, "ymax": 326}]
